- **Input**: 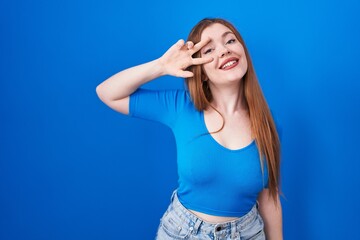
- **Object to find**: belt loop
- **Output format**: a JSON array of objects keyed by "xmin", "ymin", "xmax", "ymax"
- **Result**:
[
  {"xmin": 231, "ymin": 222, "xmax": 236, "ymax": 239},
  {"xmin": 192, "ymin": 218, "xmax": 202, "ymax": 235}
]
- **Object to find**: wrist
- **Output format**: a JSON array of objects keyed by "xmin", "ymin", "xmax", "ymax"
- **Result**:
[{"xmin": 154, "ymin": 57, "xmax": 167, "ymax": 77}]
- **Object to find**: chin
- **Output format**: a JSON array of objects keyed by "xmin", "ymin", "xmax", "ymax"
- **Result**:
[
  {"xmin": 208, "ymin": 71, "xmax": 246, "ymax": 85},
  {"xmin": 226, "ymin": 73, "xmax": 246, "ymax": 83}
]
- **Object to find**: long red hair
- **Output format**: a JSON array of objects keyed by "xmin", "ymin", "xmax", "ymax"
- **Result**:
[{"xmin": 185, "ymin": 18, "xmax": 281, "ymax": 201}]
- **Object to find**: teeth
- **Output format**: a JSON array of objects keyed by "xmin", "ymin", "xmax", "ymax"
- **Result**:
[{"xmin": 221, "ymin": 60, "xmax": 237, "ymax": 69}]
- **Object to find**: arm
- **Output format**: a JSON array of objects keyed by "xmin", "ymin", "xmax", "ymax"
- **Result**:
[
  {"xmin": 257, "ymin": 189, "xmax": 283, "ymax": 240},
  {"xmin": 96, "ymin": 39, "xmax": 213, "ymax": 115}
]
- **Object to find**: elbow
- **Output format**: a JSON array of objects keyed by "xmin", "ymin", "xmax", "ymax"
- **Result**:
[
  {"xmin": 95, "ymin": 84, "xmax": 101, "ymax": 97},
  {"xmin": 96, "ymin": 84, "xmax": 107, "ymax": 102},
  {"xmin": 95, "ymin": 84, "xmax": 108, "ymax": 104},
  {"xmin": 95, "ymin": 83, "xmax": 120, "ymax": 105}
]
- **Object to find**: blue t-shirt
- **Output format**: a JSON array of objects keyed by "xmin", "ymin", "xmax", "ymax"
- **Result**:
[{"xmin": 129, "ymin": 88, "xmax": 269, "ymax": 217}]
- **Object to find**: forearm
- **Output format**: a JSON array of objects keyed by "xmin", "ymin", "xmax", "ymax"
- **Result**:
[
  {"xmin": 96, "ymin": 58, "xmax": 164, "ymax": 102},
  {"xmin": 258, "ymin": 190, "xmax": 283, "ymax": 240},
  {"xmin": 96, "ymin": 39, "xmax": 212, "ymax": 113}
]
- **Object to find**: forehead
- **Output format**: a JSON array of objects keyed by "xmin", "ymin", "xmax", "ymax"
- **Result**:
[{"xmin": 200, "ymin": 23, "xmax": 234, "ymax": 39}]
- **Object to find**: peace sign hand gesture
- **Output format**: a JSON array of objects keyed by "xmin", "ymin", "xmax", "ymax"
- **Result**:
[{"xmin": 158, "ymin": 38, "xmax": 213, "ymax": 78}]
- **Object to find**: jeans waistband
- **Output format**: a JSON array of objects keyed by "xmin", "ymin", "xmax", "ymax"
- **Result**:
[{"xmin": 169, "ymin": 190, "xmax": 259, "ymax": 235}]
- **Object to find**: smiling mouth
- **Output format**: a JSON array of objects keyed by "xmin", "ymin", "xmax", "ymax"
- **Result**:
[
  {"xmin": 220, "ymin": 59, "xmax": 239, "ymax": 70},
  {"xmin": 221, "ymin": 60, "xmax": 237, "ymax": 69}
]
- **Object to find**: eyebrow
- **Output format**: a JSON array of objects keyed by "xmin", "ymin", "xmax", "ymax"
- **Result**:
[
  {"xmin": 204, "ymin": 31, "xmax": 235, "ymax": 46},
  {"xmin": 221, "ymin": 31, "xmax": 234, "ymax": 37}
]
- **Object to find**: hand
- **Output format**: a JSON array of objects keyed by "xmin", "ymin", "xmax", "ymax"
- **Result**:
[{"xmin": 158, "ymin": 38, "xmax": 213, "ymax": 78}]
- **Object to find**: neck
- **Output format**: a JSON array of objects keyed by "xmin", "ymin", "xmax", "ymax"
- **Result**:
[{"xmin": 208, "ymin": 80, "xmax": 246, "ymax": 115}]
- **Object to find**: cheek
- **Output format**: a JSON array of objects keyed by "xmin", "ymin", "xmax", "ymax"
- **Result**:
[
  {"xmin": 232, "ymin": 44, "xmax": 245, "ymax": 54},
  {"xmin": 202, "ymin": 63, "xmax": 212, "ymax": 75},
  {"xmin": 243, "ymin": 57, "xmax": 248, "ymax": 71},
  {"xmin": 202, "ymin": 60, "xmax": 217, "ymax": 74},
  {"xmin": 237, "ymin": 48, "xmax": 248, "ymax": 69}
]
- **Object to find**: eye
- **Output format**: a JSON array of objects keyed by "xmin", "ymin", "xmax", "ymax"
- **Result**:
[
  {"xmin": 203, "ymin": 48, "xmax": 213, "ymax": 54},
  {"xmin": 226, "ymin": 39, "xmax": 236, "ymax": 44}
]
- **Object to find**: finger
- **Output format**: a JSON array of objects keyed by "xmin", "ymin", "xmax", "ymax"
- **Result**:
[
  {"xmin": 190, "ymin": 37, "xmax": 211, "ymax": 54},
  {"xmin": 192, "ymin": 57, "xmax": 213, "ymax": 65},
  {"xmin": 186, "ymin": 41, "xmax": 194, "ymax": 50},
  {"xmin": 178, "ymin": 70, "xmax": 194, "ymax": 78},
  {"xmin": 173, "ymin": 39, "xmax": 185, "ymax": 50},
  {"xmin": 181, "ymin": 41, "xmax": 194, "ymax": 51}
]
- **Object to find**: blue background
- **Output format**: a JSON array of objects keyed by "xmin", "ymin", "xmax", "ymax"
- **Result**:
[{"xmin": 1, "ymin": 0, "xmax": 359, "ymax": 239}]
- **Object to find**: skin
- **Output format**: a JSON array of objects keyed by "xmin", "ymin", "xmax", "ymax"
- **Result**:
[
  {"xmin": 258, "ymin": 189, "xmax": 283, "ymax": 239},
  {"xmin": 96, "ymin": 23, "xmax": 283, "ymax": 239}
]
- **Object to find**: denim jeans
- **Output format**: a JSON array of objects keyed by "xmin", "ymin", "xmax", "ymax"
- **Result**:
[{"xmin": 156, "ymin": 190, "xmax": 265, "ymax": 240}]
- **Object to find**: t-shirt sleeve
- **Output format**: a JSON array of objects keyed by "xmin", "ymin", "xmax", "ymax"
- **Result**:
[{"xmin": 129, "ymin": 88, "xmax": 187, "ymax": 128}]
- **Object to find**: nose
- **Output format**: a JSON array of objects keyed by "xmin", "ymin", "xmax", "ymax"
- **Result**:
[{"xmin": 219, "ymin": 46, "xmax": 231, "ymax": 58}]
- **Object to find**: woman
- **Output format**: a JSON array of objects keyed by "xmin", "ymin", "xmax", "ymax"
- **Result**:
[{"xmin": 96, "ymin": 18, "xmax": 282, "ymax": 240}]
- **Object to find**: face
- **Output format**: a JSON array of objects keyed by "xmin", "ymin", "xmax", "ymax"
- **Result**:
[{"xmin": 200, "ymin": 23, "xmax": 248, "ymax": 86}]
